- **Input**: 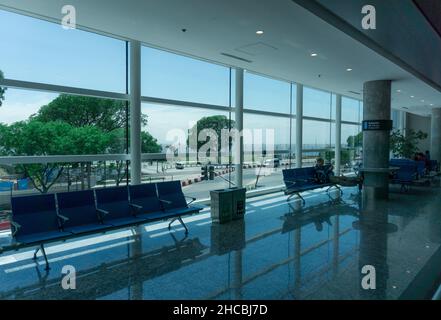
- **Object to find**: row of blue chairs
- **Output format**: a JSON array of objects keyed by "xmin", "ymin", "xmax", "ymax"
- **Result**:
[
  {"xmin": 282, "ymin": 166, "xmax": 342, "ymax": 205},
  {"xmin": 389, "ymin": 159, "xmax": 437, "ymax": 191},
  {"xmin": 6, "ymin": 181, "xmax": 203, "ymax": 270}
]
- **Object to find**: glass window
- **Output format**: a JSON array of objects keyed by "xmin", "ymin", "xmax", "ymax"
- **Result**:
[
  {"xmin": 244, "ymin": 71, "xmax": 291, "ymax": 113},
  {"xmin": 141, "ymin": 47, "xmax": 230, "ymax": 106},
  {"xmin": 340, "ymin": 124, "xmax": 362, "ymax": 173},
  {"xmin": 342, "ymin": 97, "xmax": 360, "ymax": 123},
  {"xmin": 243, "ymin": 113, "xmax": 291, "ymax": 189},
  {"xmin": 0, "ymin": 89, "xmax": 129, "ymax": 199},
  {"xmin": 302, "ymin": 120, "xmax": 331, "ymax": 167},
  {"xmin": 0, "ymin": 10, "xmax": 126, "ymax": 92},
  {"xmin": 303, "ymin": 87, "xmax": 332, "ymax": 119},
  {"xmin": 141, "ymin": 103, "xmax": 233, "ymax": 199},
  {"xmin": 0, "ymin": 89, "xmax": 127, "ymax": 156}
]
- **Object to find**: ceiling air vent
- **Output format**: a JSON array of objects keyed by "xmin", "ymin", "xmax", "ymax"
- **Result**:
[{"xmin": 220, "ymin": 53, "xmax": 252, "ymax": 63}]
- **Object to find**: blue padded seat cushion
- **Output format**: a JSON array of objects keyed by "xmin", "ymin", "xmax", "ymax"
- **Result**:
[
  {"xmin": 105, "ymin": 216, "xmax": 145, "ymax": 227},
  {"xmin": 15, "ymin": 230, "xmax": 71, "ymax": 245},
  {"xmin": 64, "ymin": 223, "xmax": 112, "ymax": 235}
]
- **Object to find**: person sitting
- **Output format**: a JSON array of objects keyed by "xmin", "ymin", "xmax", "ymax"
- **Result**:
[{"xmin": 314, "ymin": 158, "xmax": 334, "ymax": 183}]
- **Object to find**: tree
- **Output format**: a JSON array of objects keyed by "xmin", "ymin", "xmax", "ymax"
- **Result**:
[
  {"xmin": 188, "ymin": 115, "xmax": 235, "ymax": 163},
  {"xmin": 347, "ymin": 132, "xmax": 363, "ymax": 148},
  {"xmin": 142, "ymin": 131, "xmax": 162, "ymax": 153},
  {"xmin": 0, "ymin": 70, "xmax": 6, "ymax": 107},
  {"xmin": 32, "ymin": 94, "xmax": 161, "ymax": 187},
  {"xmin": 390, "ymin": 129, "xmax": 428, "ymax": 159},
  {"xmin": 0, "ymin": 120, "xmax": 113, "ymax": 193}
]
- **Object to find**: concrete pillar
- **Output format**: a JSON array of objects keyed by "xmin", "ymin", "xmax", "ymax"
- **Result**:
[
  {"xmin": 130, "ymin": 40, "xmax": 142, "ymax": 185},
  {"xmin": 362, "ymin": 80, "xmax": 391, "ymax": 199},
  {"xmin": 295, "ymin": 84, "xmax": 303, "ymax": 168},
  {"xmin": 335, "ymin": 94, "xmax": 342, "ymax": 175},
  {"xmin": 431, "ymin": 108, "xmax": 441, "ymax": 163},
  {"xmin": 235, "ymin": 68, "xmax": 244, "ymax": 188}
]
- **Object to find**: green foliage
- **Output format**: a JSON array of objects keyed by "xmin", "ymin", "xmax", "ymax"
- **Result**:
[
  {"xmin": 188, "ymin": 115, "xmax": 235, "ymax": 162},
  {"xmin": 0, "ymin": 70, "xmax": 6, "ymax": 107},
  {"xmin": 346, "ymin": 131, "xmax": 362, "ymax": 148},
  {"xmin": 0, "ymin": 119, "xmax": 116, "ymax": 193},
  {"xmin": 0, "ymin": 94, "xmax": 162, "ymax": 191},
  {"xmin": 320, "ymin": 149, "xmax": 352, "ymax": 165},
  {"xmin": 34, "ymin": 94, "xmax": 133, "ymax": 132},
  {"xmin": 390, "ymin": 129, "xmax": 428, "ymax": 159},
  {"xmin": 142, "ymin": 131, "xmax": 162, "ymax": 153}
]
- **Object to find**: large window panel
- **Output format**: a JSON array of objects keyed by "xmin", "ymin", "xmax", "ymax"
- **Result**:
[
  {"xmin": 303, "ymin": 87, "xmax": 332, "ymax": 119},
  {"xmin": 0, "ymin": 10, "xmax": 126, "ymax": 92},
  {"xmin": 243, "ymin": 113, "xmax": 291, "ymax": 189},
  {"xmin": 244, "ymin": 72, "xmax": 291, "ymax": 114},
  {"xmin": 0, "ymin": 90, "xmax": 129, "ymax": 201},
  {"xmin": 0, "ymin": 90, "xmax": 127, "ymax": 156},
  {"xmin": 141, "ymin": 103, "xmax": 232, "ymax": 199},
  {"xmin": 342, "ymin": 97, "xmax": 361, "ymax": 123},
  {"xmin": 141, "ymin": 47, "xmax": 230, "ymax": 106},
  {"xmin": 341, "ymin": 124, "xmax": 362, "ymax": 173},
  {"xmin": 302, "ymin": 120, "xmax": 331, "ymax": 167}
]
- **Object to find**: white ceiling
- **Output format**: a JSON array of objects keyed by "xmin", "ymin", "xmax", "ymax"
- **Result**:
[{"xmin": 1, "ymin": 0, "xmax": 440, "ymax": 117}]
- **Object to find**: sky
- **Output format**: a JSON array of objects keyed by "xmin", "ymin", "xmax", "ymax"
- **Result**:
[{"xmin": 0, "ymin": 9, "xmax": 361, "ymax": 147}]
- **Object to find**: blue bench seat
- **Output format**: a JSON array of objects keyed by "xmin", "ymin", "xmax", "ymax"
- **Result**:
[
  {"xmin": 5, "ymin": 181, "xmax": 204, "ymax": 271},
  {"xmin": 282, "ymin": 166, "xmax": 341, "ymax": 205},
  {"xmin": 57, "ymin": 190, "xmax": 111, "ymax": 235}
]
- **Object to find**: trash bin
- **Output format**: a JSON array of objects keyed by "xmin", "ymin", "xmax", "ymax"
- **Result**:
[
  {"xmin": 210, "ymin": 187, "xmax": 246, "ymax": 224},
  {"xmin": 230, "ymin": 187, "xmax": 246, "ymax": 220},
  {"xmin": 210, "ymin": 189, "xmax": 233, "ymax": 224}
]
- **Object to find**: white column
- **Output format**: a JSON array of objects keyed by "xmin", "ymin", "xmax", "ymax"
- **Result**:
[
  {"xmin": 235, "ymin": 68, "xmax": 244, "ymax": 188},
  {"xmin": 335, "ymin": 94, "xmax": 342, "ymax": 175},
  {"xmin": 130, "ymin": 40, "xmax": 141, "ymax": 185},
  {"xmin": 295, "ymin": 84, "xmax": 303, "ymax": 168}
]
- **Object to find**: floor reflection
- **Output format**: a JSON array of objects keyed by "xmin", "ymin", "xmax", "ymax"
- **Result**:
[{"xmin": 1, "ymin": 184, "xmax": 440, "ymax": 300}]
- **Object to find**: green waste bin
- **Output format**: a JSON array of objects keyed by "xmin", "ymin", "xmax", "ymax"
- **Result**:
[
  {"xmin": 210, "ymin": 189, "xmax": 233, "ymax": 224},
  {"xmin": 210, "ymin": 187, "xmax": 246, "ymax": 224},
  {"xmin": 230, "ymin": 187, "xmax": 246, "ymax": 220}
]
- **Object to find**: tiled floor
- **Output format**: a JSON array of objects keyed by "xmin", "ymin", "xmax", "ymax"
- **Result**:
[{"xmin": 1, "ymin": 183, "xmax": 440, "ymax": 300}]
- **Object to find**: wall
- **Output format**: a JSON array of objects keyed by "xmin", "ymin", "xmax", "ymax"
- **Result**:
[{"xmin": 406, "ymin": 113, "xmax": 431, "ymax": 153}]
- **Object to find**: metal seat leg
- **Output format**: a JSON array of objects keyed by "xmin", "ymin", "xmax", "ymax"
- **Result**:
[
  {"xmin": 40, "ymin": 244, "xmax": 50, "ymax": 271},
  {"xmin": 177, "ymin": 216, "xmax": 188, "ymax": 235},
  {"xmin": 33, "ymin": 247, "xmax": 40, "ymax": 260}
]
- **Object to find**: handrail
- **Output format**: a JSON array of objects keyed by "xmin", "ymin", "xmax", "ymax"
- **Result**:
[{"xmin": 0, "ymin": 154, "xmax": 130, "ymax": 165}]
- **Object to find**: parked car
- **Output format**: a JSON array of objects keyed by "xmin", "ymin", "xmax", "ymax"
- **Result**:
[{"xmin": 175, "ymin": 162, "xmax": 185, "ymax": 170}]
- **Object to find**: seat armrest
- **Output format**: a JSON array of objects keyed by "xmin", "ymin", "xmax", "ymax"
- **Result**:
[
  {"xmin": 129, "ymin": 203, "xmax": 142, "ymax": 210},
  {"xmin": 129, "ymin": 203, "xmax": 142, "ymax": 215},
  {"xmin": 10, "ymin": 221, "xmax": 21, "ymax": 237},
  {"xmin": 184, "ymin": 195, "xmax": 196, "ymax": 205},
  {"xmin": 57, "ymin": 214, "xmax": 70, "ymax": 222},
  {"xmin": 96, "ymin": 208, "xmax": 109, "ymax": 219}
]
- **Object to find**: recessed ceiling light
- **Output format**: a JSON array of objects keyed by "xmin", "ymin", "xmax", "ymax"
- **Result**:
[
  {"xmin": 346, "ymin": 68, "xmax": 353, "ymax": 72},
  {"xmin": 421, "ymin": 100, "xmax": 425, "ymax": 102},
  {"xmin": 311, "ymin": 53, "xmax": 318, "ymax": 57},
  {"xmin": 396, "ymin": 89, "xmax": 401, "ymax": 93},
  {"xmin": 410, "ymin": 95, "xmax": 415, "ymax": 98},
  {"xmin": 430, "ymin": 104, "xmax": 434, "ymax": 106},
  {"xmin": 256, "ymin": 30, "xmax": 264, "ymax": 35}
]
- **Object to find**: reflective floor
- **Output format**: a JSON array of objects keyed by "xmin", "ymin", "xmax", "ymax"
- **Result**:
[{"xmin": 1, "ymin": 182, "xmax": 441, "ymax": 300}]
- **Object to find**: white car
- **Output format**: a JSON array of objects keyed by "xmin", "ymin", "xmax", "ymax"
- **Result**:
[{"xmin": 175, "ymin": 162, "xmax": 185, "ymax": 170}]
